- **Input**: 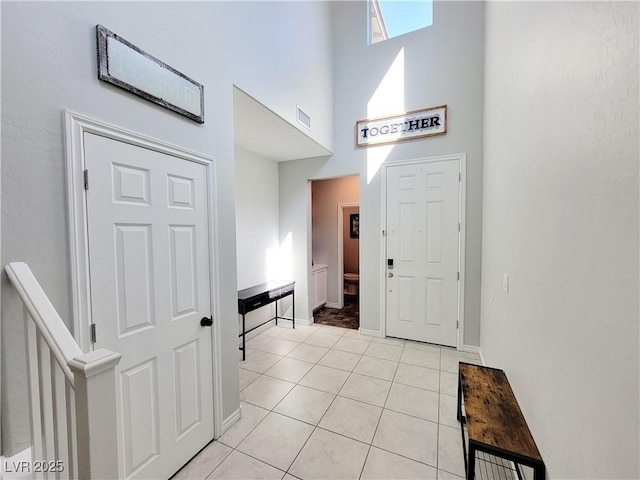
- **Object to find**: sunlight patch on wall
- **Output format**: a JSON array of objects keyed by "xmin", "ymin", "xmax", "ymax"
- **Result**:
[
  {"xmin": 266, "ymin": 231, "xmax": 293, "ymax": 281},
  {"xmin": 367, "ymin": 47, "xmax": 404, "ymax": 183}
]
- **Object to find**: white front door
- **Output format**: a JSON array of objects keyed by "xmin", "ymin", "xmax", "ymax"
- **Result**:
[
  {"xmin": 385, "ymin": 158, "xmax": 460, "ymax": 347},
  {"xmin": 84, "ymin": 133, "xmax": 215, "ymax": 479}
]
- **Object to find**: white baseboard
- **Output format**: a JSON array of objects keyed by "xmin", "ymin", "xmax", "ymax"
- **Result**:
[
  {"xmin": 324, "ymin": 302, "xmax": 341, "ymax": 309},
  {"xmin": 462, "ymin": 344, "xmax": 480, "ymax": 355},
  {"xmin": 278, "ymin": 317, "xmax": 313, "ymax": 327},
  {"xmin": 221, "ymin": 406, "xmax": 241, "ymax": 436},
  {"xmin": 359, "ymin": 328, "xmax": 382, "ymax": 338},
  {"xmin": 478, "ymin": 348, "xmax": 485, "ymax": 366}
]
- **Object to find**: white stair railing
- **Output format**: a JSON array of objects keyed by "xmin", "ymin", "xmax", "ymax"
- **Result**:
[{"xmin": 5, "ymin": 262, "xmax": 122, "ymax": 479}]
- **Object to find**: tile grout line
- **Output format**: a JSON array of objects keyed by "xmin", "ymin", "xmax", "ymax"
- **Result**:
[
  {"xmin": 238, "ymin": 329, "xmax": 325, "ymax": 479},
  {"xmin": 279, "ymin": 332, "xmax": 338, "ymax": 479},
  {"xmin": 233, "ymin": 326, "xmax": 469, "ymax": 480},
  {"xmin": 355, "ymin": 343, "xmax": 403, "ymax": 479},
  {"xmin": 238, "ymin": 327, "xmax": 379, "ymax": 478}
]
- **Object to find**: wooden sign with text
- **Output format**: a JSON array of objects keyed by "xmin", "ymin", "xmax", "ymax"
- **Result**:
[{"xmin": 355, "ymin": 105, "xmax": 447, "ymax": 147}]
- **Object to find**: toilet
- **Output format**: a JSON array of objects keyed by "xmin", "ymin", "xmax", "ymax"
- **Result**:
[{"xmin": 344, "ymin": 273, "xmax": 360, "ymax": 296}]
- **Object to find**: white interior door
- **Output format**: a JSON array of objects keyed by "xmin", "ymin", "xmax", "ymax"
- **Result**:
[
  {"xmin": 385, "ymin": 159, "xmax": 460, "ymax": 347},
  {"xmin": 84, "ymin": 133, "xmax": 215, "ymax": 479}
]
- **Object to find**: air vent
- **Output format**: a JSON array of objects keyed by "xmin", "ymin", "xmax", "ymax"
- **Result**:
[{"xmin": 297, "ymin": 106, "xmax": 311, "ymax": 130}]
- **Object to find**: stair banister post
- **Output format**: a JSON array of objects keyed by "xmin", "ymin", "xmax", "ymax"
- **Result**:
[{"xmin": 68, "ymin": 348, "xmax": 122, "ymax": 480}]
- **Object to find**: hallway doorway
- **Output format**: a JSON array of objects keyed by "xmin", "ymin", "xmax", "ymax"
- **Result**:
[
  {"xmin": 312, "ymin": 296, "xmax": 359, "ymax": 329},
  {"xmin": 310, "ymin": 176, "xmax": 360, "ymax": 329}
]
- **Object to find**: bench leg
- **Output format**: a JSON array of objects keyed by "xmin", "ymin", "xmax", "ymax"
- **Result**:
[
  {"xmin": 467, "ymin": 443, "xmax": 476, "ymax": 480},
  {"xmin": 457, "ymin": 373, "xmax": 463, "ymax": 422},
  {"xmin": 533, "ymin": 463, "xmax": 546, "ymax": 480}
]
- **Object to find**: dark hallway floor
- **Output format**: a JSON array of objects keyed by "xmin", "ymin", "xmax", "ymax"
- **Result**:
[{"xmin": 313, "ymin": 295, "xmax": 359, "ymax": 329}]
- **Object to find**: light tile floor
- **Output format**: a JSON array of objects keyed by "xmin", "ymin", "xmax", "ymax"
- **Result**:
[{"xmin": 173, "ymin": 323, "xmax": 483, "ymax": 480}]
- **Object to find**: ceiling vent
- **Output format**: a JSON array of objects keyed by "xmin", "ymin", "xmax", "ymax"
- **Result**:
[{"xmin": 297, "ymin": 106, "xmax": 311, "ymax": 130}]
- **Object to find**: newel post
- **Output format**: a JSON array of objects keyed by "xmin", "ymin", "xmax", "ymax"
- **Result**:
[{"xmin": 68, "ymin": 349, "xmax": 122, "ymax": 479}]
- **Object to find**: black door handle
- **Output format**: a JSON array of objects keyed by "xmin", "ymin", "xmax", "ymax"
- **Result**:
[{"xmin": 200, "ymin": 316, "xmax": 213, "ymax": 327}]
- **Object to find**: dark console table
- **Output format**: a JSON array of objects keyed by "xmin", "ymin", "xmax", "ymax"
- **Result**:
[{"xmin": 238, "ymin": 280, "xmax": 295, "ymax": 361}]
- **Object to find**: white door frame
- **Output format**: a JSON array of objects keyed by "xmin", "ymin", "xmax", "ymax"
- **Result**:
[
  {"xmin": 63, "ymin": 109, "xmax": 224, "ymax": 438},
  {"xmin": 380, "ymin": 153, "xmax": 467, "ymax": 349},
  {"xmin": 336, "ymin": 202, "xmax": 360, "ymax": 309}
]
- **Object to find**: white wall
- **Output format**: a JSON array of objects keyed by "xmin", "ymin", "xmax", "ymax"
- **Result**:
[
  {"xmin": 235, "ymin": 146, "xmax": 282, "ymax": 332},
  {"xmin": 280, "ymin": 0, "xmax": 485, "ymax": 345},
  {"xmin": 311, "ymin": 176, "xmax": 360, "ymax": 305},
  {"xmin": 481, "ymin": 2, "xmax": 639, "ymax": 478},
  {"xmin": 227, "ymin": 1, "xmax": 334, "ymax": 152},
  {"xmin": 1, "ymin": 1, "xmax": 333, "ymax": 455},
  {"xmin": 279, "ymin": 157, "xmax": 328, "ymax": 323},
  {"xmin": 235, "ymin": 147, "xmax": 281, "ymax": 290}
]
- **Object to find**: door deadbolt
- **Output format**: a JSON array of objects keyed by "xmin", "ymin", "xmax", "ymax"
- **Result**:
[{"xmin": 387, "ymin": 273, "xmax": 394, "ymax": 278}]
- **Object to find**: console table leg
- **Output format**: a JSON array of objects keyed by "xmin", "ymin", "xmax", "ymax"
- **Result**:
[{"xmin": 242, "ymin": 313, "xmax": 246, "ymax": 361}]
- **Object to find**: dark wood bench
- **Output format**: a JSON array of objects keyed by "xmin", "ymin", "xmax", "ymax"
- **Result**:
[{"xmin": 457, "ymin": 362, "xmax": 545, "ymax": 480}]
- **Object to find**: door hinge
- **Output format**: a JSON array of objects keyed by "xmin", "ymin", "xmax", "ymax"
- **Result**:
[
  {"xmin": 457, "ymin": 320, "xmax": 460, "ymax": 329},
  {"xmin": 83, "ymin": 170, "xmax": 89, "ymax": 190},
  {"xmin": 458, "ymin": 172, "xmax": 461, "ymax": 182},
  {"xmin": 457, "ymin": 272, "xmax": 460, "ymax": 281},
  {"xmin": 382, "ymin": 229, "xmax": 386, "ymax": 236},
  {"xmin": 458, "ymin": 222, "xmax": 461, "ymax": 232},
  {"xmin": 90, "ymin": 323, "xmax": 96, "ymax": 343}
]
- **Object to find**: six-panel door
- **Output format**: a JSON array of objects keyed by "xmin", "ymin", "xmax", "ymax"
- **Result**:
[
  {"xmin": 386, "ymin": 159, "xmax": 460, "ymax": 347},
  {"xmin": 84, "ymin": 133, "xmax": 214, "ymax": 479}
]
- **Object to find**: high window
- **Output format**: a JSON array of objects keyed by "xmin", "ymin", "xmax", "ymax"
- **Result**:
[{"xmin": 369, "ymin": 0, "xmax": 433, "ymax": 44}]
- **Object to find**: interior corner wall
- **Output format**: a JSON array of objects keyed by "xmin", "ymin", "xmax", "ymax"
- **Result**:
[
  {"xmin": 279, "ymin": 157, "xmax": 329, "ymax": 323},
  {"xmin": 311, "ymin": 176, "xmax": 360, "ymax": 305},
  {"xmin": 481, "ymin": 2, "xmax": 639, "ymax": 478},
  {"xmin": 1, "ymin": 1, "xmax": 333, "ymax": 455},
  {"xmin": 234, "ymin": 146, "xmax": 280, "ymax": 332}
]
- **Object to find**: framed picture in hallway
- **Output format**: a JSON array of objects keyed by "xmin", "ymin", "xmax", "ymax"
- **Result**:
[{"xmin": 350, "ymin": 214, "xmax": 359, "ymax": 238}]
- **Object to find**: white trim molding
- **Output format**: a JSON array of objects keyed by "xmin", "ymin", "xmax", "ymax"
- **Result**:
[
  {"xmin": 359, "ymin": 328, "xmax": 382, "ymax": 338},
  {"xmin": 478, "ymin": 348, "xmax": 486, "ymax": 367},
  {"xmin": 462, "ymin": 344, "xmax": 480, "ymax": 355},
  {"xmin": 63, "ymin": 109, "xmax": 225, "ymax": 440},
  {"xmin": 337, "ymin": 202, "xmax": 360, "ymax": 309},
  {"xmin": 221, "ymin": 407, "xmax": 242, "ymax": 435},
  {"xmin": 278, "ymin": 317, "xmax": 314, "ymax": 327},
  {"xmin": 380, "ymin": 153, "xmax": 467, "ymax": 350},
  {"xmin": 324, "ymin": 302, "xmax": 341, "ymax": 309}
]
